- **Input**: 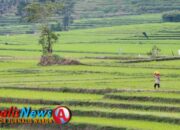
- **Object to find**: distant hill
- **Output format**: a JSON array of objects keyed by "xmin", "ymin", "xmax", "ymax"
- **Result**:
[
  {"xmin": 0, "ymin": 0, "xmax": 180, "ymax": 34},
  {"xmin": 74, "ymin": 0, "xmax": 180, "ymax": 19},
  {"xmin": 0, "ymin": 0, "xmax": 180, "ymax": 19}
]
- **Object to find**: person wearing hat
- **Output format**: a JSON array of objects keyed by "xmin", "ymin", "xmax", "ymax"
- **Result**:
[{"xmin": 154, "ymin": 71, "xmax": 160, "ymax": 89}]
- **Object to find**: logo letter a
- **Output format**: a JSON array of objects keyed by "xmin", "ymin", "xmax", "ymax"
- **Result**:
[{"xmin": 58, "ymin": 109, "xmax": 69, "ymax": 122}]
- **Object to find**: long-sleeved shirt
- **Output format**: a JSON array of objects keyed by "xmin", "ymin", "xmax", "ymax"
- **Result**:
[{"xmin": 154, "ymin": 75, "xmax": 160, "ymax": 84}]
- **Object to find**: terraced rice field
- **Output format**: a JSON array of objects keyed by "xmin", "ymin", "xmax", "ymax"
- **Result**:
[{"xmin": 0, "ymin": 22, "xmax": 180, "ymax": 130}]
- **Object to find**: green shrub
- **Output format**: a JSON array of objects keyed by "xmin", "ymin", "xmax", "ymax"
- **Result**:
[{"xmin": 162, "ymin": 10, "xmax": 180, "ymax": 22}]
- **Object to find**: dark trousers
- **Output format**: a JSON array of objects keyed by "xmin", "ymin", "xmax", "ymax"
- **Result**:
[{"xmin": 154, "ymin": 83, "xmax": 160, "ymax": 89}]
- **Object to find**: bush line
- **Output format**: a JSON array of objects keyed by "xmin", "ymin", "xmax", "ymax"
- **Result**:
[
  {"xmin": 0, "ymin": 87, "xmax": 116, "ymax": 94},
  {"xmin": 0, "ymin": 122, "xmax": 126, "ymax": 130},
  {"xmin": 1, "ymin": 97, "xmax": 180, "ymax": 112},
  {"xmin": 104, "ymin": 95, "xmax": 180, "ymax": 104},
  {"xmin": 73, "ymin": 110, "xmax": 180, "ymax": 125},
  {"xmin": 120, "ymin": 56, "xmax": 180, "ymax": 63},
  {"xmin": 1, "ymin": 105, "xmax": 180, "ymax": 125},
  {"xmin": 1, "ymin": 87, "xmax": 180, "ymax": 94}
]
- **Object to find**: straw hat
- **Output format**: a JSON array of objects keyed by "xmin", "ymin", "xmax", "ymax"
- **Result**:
[{"xmin": 154, "ymin": 71, "xmax": 160, "ymax": 75}]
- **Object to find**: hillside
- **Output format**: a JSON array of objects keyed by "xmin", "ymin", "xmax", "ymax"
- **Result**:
[
  {"xmin": 74, "ymin": 0, "xmax": 180, "ymax": 19},
  {"xmin": 1, "ymin": 0, "xmax": 180, "ymax": 19},
  {"xmin": 70, "ymin": 13, "xmax": 162, "ymax": 29},
  {"xmin": 0, "ymin": 0, "xmax": 180, "ymax": 34}
]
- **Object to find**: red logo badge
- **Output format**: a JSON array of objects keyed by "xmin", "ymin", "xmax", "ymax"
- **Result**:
[{"xmin": 52, "ymin": 106, "xmax": 72, "ymax": 124}]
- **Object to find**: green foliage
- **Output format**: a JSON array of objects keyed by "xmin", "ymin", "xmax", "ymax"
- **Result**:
[
  {"xmin": 162, "ymin": 10, "xmax": 180, "ymax": 22},
  {"xmin": 1, "ymin": 0, "xmax": 180, "ymax": 19},
  {"xmin": 39, "ymin": 25, "xmax": 59, "ymax": 55},
  {"xmin": 24, "ymin": 2, "xmax": 62, "ymax": 23},
  {"xmin": 61, "ymin": 0, "xmax": 75, "ymax": 31},
  {"xmin": 50, "ymin": 22, "xmax": 63, "ymax": 31},
  {"xmin": 17, "ymin": 0, "xmax": 28, "ymax": 16},
  {"xmin": 0, "ymin": 0, "xmax": 17, "ymax": 15},
  {"xmin": 73, "ymin": 0, "xmax": 180, "ymax": 19},
  {"xmin": 24, "ymin": 1, "xmax": 62, "ymax": 56}
]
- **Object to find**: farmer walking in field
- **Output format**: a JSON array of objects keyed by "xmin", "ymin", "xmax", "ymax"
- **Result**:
[{"xmin": 154, "ymin": 71, "xmax": 160, "ymax": 89}]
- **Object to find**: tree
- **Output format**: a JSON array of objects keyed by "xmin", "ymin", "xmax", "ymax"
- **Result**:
[
  {"xmin": 0, "ymin": 0, "xmax": 17, "ymax": 15},
  {"xmin": 20, "ymin": 1, "xmax": 80, "ymax": 65},
  {"xmin": 24, "ymin": 1, "xmax": 63, "ymax": 55},
  {"xmin": 61, "ymin": 0, "xmax": 75, "ymax": 31},
  {"xmin": 39, "ymin": 25, "xmax": 59, "ymax": 55},
  {"xmin": 17, "ymin": 0, "xmax": 28, "ymax": 16}
]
